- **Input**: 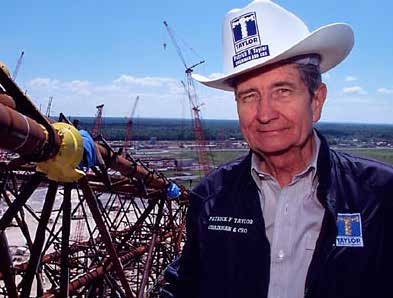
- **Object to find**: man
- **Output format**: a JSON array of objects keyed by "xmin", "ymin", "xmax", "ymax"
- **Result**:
[{"xmin": 162, "ymin": 1, "xmax": 393, "ymax": 298}]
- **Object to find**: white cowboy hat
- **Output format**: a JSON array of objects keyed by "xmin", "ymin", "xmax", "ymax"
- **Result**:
[{"xmin": 192, "ymin": 0, "xmax": 354, "ymax": 91}]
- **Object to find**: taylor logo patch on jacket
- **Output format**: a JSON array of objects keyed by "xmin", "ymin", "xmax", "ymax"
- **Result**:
[{"xmin": 336, "ymin": 213, "xmax": 364, "ymax": 247}]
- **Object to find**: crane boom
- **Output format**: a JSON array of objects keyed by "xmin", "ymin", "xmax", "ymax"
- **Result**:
[
  {"xmin": 163, "ymin": 21, "xmax": 188, "ymax": 70},
  {"xmin": 130, "ymin": 96, "xmax": 140, "ymax": 119},
  {"xmin": 164, "ymin": 21, "xmax": 211, "ymax": 175},
  {"xmin": 92, "ymin": 104, "xmax": 104, "ymax": 138},
  {"xmin": 123, "ymin": 96, "xmax": 140, "ymax": 156},
  {"xmin": 46, "ymin": 96, "xmax": 53, "ymax": 117},
  {"xmin": 12, "ymin": 51, "xmax": 24, "ymax": 80}
]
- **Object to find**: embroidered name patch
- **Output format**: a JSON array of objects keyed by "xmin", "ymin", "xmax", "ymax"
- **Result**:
[
  {"xmin": 231, "ymin": 12, "xmax": 270, "ymax": 68},
  {"xmin": 207, "ymin": 216, "xmax": 253, "ymax": 234},
  {"xmin": 336, "ymin": 213, "xmax": 364, "ymax": 247}
]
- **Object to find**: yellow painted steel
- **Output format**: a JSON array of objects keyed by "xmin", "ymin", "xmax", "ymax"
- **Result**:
[
  {"xmin": 37, "ymin": 122, "xmax": 85, "ymax": 182},
  {"xmin": 0, "ymin": 61, "xmax": 11, "ymax": 77}
]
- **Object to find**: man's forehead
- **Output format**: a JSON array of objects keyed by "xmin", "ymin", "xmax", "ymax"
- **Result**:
[{"xmin": 233, "ymin": 62, "xmax": 301, "ymax": 91}]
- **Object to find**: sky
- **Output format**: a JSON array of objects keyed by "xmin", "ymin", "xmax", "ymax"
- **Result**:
[{"xmin": 1, "ymin": 0, "xmax": 393, "ymax": 123}]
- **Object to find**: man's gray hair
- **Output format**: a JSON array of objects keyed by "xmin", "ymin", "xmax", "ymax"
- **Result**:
[{"xmin": 295, "ymin": 59, "xmax": 322, "ymax": 97}]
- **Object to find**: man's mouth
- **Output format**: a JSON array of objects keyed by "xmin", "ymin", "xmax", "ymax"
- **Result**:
[{"xmin": 257, "ymin": 127, "xmax": 288, "ymax": 133}]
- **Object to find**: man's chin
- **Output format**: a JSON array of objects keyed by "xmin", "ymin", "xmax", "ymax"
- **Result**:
[{"xmin": 251, "ymin": 143, "xmax": 292, "ymax": 157}]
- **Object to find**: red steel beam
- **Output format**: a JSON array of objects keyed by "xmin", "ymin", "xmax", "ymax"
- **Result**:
[
  {"xmin": 13, "ymin": 197, "xmax": 174, "ymax": 273},
  {"xmin": 0, "ymin": 103, "xmax": 59, "ymax": 157},
  {"xmin": 97, "ymin": 145, "xmax": 169, "ymax": 190},
  {"xmin": 40, "ymin": 231, "xmax": 174, "ymax": 298}
]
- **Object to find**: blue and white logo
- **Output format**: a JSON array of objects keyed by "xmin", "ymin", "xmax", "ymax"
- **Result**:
[
  {"xmin": 231, "ymin": 12, "xmax": 260, "ymax": 53},
  {"xmin": 336, "ymin": 213, "xmax": 364, "ymax": 247},
  {"xmin": 231, "ymin": 12, "xmax": 270, "ymax": 68}
]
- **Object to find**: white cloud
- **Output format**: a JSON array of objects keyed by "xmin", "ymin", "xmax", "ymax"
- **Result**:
[
  {"xmin": 342, "ymin": 86, "xmax": 367, "ymax": 95},
  {"xmin": 113, "ymin": 75, "xmax": 176, "ymax": 87},
  {"xmin": 167, "ymin": 81, "xmax": 185, "ymax": 95},
  {"xmin": 377, "ymin": 87, "xmax": 393, "ymax": 94},
  {"xmin": 28, "ymin": 78, "xmax": 57, "ymax": 88},
  {"xmin": 345, "ymin": 76, "xmax": 357, "ymax": 82},
  {"xmin": 64, "ymin": 80, "xmax": 91, "ymax": 96},
  {"xmin": 23, "ymin": 74, "xmax": 238, "ymax": 119}
]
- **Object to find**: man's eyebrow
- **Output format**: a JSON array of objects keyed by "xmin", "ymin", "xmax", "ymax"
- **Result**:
[{"xmin": 271, "ymin": 80, "xmax": 297, "ymax": 89}]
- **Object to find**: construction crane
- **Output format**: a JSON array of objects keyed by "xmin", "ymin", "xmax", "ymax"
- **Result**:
[
  {"xmin": 163, "ymin": 20, "xmax": 212, "ymax": 175},
  {"xmin": 12, "ymin": 51, "xmax": 24, "ymax": 80},
  {"xmin": 92, "ymin": 104, "xmax": 104, "ymax": 139},
  {"xmin": 46, "ymin": 96, "xmax": 53, "ymax": 117},
  {"xmin": 123, "ymin": 96, "xmax": 140, "ymax": 157}
]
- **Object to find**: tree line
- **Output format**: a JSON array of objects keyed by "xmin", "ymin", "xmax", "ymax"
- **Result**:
[{"xmin": 67, "ymin": 117, "xmax": 393, "ymax": 143}]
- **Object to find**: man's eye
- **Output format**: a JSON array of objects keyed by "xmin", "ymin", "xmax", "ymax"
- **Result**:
[
  {"xmin": 275, "ymin": 88, "xmax": 291, "ymax": 96},
  {"xmin": 239, "ymin": 94, "xmax": 258, "ymax": 103}
]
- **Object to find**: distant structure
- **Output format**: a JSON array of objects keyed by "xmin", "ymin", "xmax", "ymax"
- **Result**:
[
  {"xmin": 46, "ymin": 96, "xmax": 53, "ymax": 117},
  {"xmin": 163, "ymin": 21, "xmax": 212, "ymax": 175},
  {"xmin": 12, "ymin": 51, "xmax": 24, "ymax": 80},
  {"xmin": 123, "ymin": 96, "xmax": 140, "ymax": 156},
  {"xmin": 92, "ymin": 104, "xmax": 104, "ymax": 138},
  {"xmin": 72, "ymin": 119, "xmax": 80, "ymax": 129}
]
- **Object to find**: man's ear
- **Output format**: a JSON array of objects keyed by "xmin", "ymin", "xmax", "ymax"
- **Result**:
[{"xmin": 312, "ymin": 83, "xmax": 327, "ymax": 123}]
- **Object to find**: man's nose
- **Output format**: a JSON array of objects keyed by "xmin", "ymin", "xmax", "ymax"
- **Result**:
[{"xmin": 256, "ymin": 98, "xmax": 279, "ymax": 123}]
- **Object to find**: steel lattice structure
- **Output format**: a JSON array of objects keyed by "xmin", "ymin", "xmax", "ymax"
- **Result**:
[{"xmin": 0, "ymin": 65, "xmax": 189, "ymax": 298}]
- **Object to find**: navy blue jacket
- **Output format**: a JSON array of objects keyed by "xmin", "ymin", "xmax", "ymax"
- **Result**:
[{"xmin": 162, "ymin": 133, "xmax": 393, "ymax": 298}]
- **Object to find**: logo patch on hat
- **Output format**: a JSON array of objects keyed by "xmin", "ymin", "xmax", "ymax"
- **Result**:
[
  {"xmin": 231, "ymin": 12, "xmax": 270, "ymax": 68},
  {"xmin": 336, "ymin": 213, "xmax": 364, "ymax": 247}
]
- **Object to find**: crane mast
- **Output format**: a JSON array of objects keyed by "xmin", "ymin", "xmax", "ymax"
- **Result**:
[
  {"xmin": 46, "ymin": 96, "xmax": 53, "ymax": 117},
  {"xmin": 92, "ymin": 104, "xmax": 104, "ymax": 139},
  {"xmin": 123, "ymin": 96, "xmax": 140, "ymax": 157},
  {"xmin": 163, "ymin": 21, "xmax": 211, "ymax": 175}
]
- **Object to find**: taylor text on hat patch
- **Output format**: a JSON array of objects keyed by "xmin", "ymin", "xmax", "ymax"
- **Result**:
[
  {"xmin": 231, "ymin": 12, "xmax": 270, "ymax": 68},
  {"xmin": 336, "ymin": 213, "xmax": 364, "ymax": 247}
]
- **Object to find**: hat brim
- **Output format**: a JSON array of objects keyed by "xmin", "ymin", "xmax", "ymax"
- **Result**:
[{"xmin": 192, "ymin": 23, "xmax": 354, "ymax": 92}]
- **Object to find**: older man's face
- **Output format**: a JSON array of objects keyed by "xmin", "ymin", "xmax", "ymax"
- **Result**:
[{"xmin": 235, "ymin": 63, "xmax": 326, "ymax": 156}]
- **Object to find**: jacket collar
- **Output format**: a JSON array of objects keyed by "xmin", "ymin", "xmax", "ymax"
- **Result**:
[{"xmin": 314, "ymin": 129, "xmax": 336, "ymax": 219}]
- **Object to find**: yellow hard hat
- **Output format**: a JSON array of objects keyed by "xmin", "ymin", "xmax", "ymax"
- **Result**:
[
  {"xmin": 0, "ymin": 61, "xmax": 11, "ymax": 77},
  {"xmin": 37, "ymin": 122, "xmax": 85, "ymax": 182}
]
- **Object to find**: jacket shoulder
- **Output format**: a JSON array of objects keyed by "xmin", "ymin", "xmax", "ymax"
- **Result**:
[
  {"xmin": 330, "ymin": 149, "xmax": 393, "ymax": 189},
  {"xmin": 191, "ymin": 153, "xmax": 250, "ymax": 201}
]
